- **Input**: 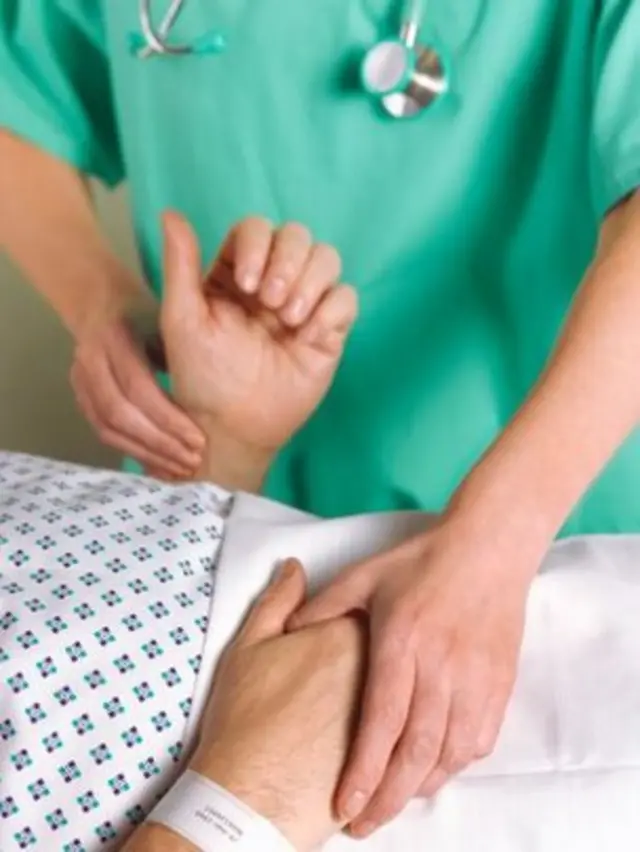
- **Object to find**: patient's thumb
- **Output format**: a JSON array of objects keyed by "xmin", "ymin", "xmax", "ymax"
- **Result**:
[
  {"xmin": 287, "ymin": 572, "xmax": 363, "ymax": 631},
  {"xmin": 161, "ymin": 210, "xmax": 204, "ymax": 320},
  {"xmin": 236, "ymin": 559, "xmax": 307, "ymax": 646}
]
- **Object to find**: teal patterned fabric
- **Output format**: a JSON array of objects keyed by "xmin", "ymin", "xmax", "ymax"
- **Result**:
[{"xmin": 0, "ymin": 453, "xmax": 229, "ymax": 850}]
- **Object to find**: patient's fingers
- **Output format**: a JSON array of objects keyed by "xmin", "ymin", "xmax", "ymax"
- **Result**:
[
  {"xmin": 236, "ymin": 559, "xmax": 307, "ymax": 646},
  {"xmin": 287, "ymin": 560, "xmax": 369, "ymax": 630},
  {"xmin": 300, "ymin": 284, "xmax": 359, "ymax": 353},
  {"xmin": 260, "ymin": 222, "xmax": 313, "ymax": 309},
  {"xmin": 280, "ymin": 242, "xmax": 342, "ymax": 327},
  {"xmin": 162, "ymin": 211, "xmax": 205, "ymax": 324},
  {"xmin": 230, "ymin": 216, "xmax": 274, "ymax": 294}
]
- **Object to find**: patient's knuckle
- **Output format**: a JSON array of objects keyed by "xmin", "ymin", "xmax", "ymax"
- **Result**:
[
  {"xmin": 283, "ymin": 221, "xmax": 311, "ymax": 245},
  {"xmin": 315, "ymin": 243, "xmax": 342, "ymax": 277}
]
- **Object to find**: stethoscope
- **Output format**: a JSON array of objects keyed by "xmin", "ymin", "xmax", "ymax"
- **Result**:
[{"xmin": 132, "ymin": 0, "xmax": 449, "ymax": 118}]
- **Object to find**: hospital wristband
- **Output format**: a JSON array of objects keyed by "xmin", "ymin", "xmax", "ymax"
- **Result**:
[{"xmin": 148, "ymin": 770, "xmax": 297, "ymax": 852}]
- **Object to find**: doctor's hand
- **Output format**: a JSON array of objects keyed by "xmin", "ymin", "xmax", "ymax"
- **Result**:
[
  {"xmin": 289, "ymin": 517, "xmax": 533, "ymax": 837},
  {"xmin": 70, "ymin": 292, "xmax": 205, "ymax": 480},
  {"xmin": 160, "ymin": 212, "xmax": 358, "ymax": 455}
]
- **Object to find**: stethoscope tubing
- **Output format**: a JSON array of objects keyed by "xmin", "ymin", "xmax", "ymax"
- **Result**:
[
  {"xmin": 138, "ymin": 0, "xmax": 192, "ymax": 56},
  {"xmin": 135, "ymin": 0, "xmax": 448, "ymax": 117}
]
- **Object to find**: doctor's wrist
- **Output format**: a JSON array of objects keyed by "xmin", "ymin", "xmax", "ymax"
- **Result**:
[
  {"xmin": 445, "ymin": 454, "xmax": 558, "ymax": 578},
  {"xmin": 67, "ymin": 261, "xmax": 155, "ymax": 341}
]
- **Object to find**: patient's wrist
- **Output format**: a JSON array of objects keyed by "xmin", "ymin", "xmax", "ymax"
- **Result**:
[
  {"xmin": 189, "ymin": 754, "xmax": 301, "ymax": 848},
  {"xmin": 146, "ymin": 769, "xmax": 299, "ymax": 852},
  {"xmin": 192, "ymin": 416, "xmax": 274, "ymax": 493},
  {"xmin": 123, "ymin": 822, "xmax": 197, "ymax": 851}
]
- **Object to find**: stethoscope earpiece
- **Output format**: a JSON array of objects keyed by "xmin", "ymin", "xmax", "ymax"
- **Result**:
[{"xmin": 133, "ymin": 0, "xmax": 227, "ymax": 58}]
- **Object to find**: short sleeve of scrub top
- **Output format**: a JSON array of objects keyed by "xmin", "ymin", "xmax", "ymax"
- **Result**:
[
  {"xmin": 0, "ymin": 1, "xmax": 122, "ymax": 185},
  {"xmin": 591, "ymin": 0, "xmax": 640, "ymax": 216}
]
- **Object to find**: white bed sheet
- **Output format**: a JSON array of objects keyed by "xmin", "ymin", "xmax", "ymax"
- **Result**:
[{"xmin": 197, "ymin": 492, "xmax": 640, "ymax": 851}]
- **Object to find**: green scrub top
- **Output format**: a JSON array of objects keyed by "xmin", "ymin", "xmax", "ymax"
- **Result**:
[{"xmin": 2, "ymin": 0, "xmax": 640, "ymax": 535}]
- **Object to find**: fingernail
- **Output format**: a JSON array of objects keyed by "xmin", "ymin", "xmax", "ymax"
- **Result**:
[
  {"xmin": 239, "ymin": 271, "xmax": 259, "ymax": 293},
  {"xmin": 275, "ymin": 559, "xmax": 295, "ymax": 581},
  {"xmin": 353, "ymin": 821, "xmax": 376, "ymax": 838},
  {"xmin": 284, "ymin": 297, "xmax": 306, "ymax": 326},
  {"xmin": 263, "ymin": 277, "xmax": 287, "ymax": 305},
  {"xmin": 341, "ymin": 791, "xmax": 367, "ymax": 821}
]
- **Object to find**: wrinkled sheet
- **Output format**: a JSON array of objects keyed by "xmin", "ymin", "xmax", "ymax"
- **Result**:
[{"xmin": 202, "ymin": 492, "xmax": 640, "ymax": 851}]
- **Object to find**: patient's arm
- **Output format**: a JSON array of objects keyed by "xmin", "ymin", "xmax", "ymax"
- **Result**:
[
  {"xmin": 191, "ymin": 418, "xmax": 273, "ymax": 492},
  {"xmin": 123, "ymin": 561, "xmax": 366, "ymax": 852},
  {"xmin": 157, "ymin": 212, "xmax": 357, "ymax": 492}
]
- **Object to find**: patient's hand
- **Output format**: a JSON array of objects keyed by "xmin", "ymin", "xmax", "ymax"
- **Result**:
[
  {"xmin": 189, "ymin": 559, "xmax": 366, "ymax": 851},
  {"xmin": 160, "ymin": 214, "xmax": 358, "ymax": 465}
]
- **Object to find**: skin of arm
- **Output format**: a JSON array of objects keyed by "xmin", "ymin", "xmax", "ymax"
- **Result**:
[
  {"xmin": 158, "ymin": 211, "xmax": 357, "ymax": 493},
  {"xmin": 287, "ymin": 193, "xmax": 640, "ymax": 836},
  {"xmin": 112, "ymin": 412, "xmax": 273, "ymax": 852},
  {"xmin": 0, "ymin": 131, "xmax": 205, "ymax": 477},
  {"xmin": 123, "ymin": 564, "xmax": 366, "ymax": 852},
  {"xmin": 116, "ymin": 215, "xmax": 360, "ymax": 851},
  {"xmin": 0, "ymin": 130, "xmax": 149, "ymax": 336},
  {"xmin": 190, "ymin": 415, "xmax": 273, "ymax": 493},
  {"xmin": 450, "ymin": 192, "xmax": 640, "ymax": 551}
]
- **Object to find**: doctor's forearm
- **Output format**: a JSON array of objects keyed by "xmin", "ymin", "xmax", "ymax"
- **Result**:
[
  {"xmin": 0, "ymin": 130, "xmax": 148, "ymax": 337},
  {"xmin": 450, "ymin": 193, "xmax": 640, "ymax": 560}
]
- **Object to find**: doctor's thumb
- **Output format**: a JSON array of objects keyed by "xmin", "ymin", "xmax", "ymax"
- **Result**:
[{"xmin": 161, "ymin": 210, "xmax": 204, "ymax": 319}]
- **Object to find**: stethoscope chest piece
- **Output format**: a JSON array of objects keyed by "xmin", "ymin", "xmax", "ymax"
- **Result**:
[
  {"xmin": 381, "ymin": 45, "xmax": 447, "ymax": 117},
  {"xmin": 361, "ymin": 1, "xmax": 449, "ymax": 119}
]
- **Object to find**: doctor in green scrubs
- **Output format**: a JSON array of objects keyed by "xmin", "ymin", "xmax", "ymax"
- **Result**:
[{"xmin": 3, "ymin": 0, "xmax": 640, "ymax": 837}]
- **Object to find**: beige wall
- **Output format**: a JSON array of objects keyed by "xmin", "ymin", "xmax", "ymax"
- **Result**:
[{"xmin": 0, "ymin": 186, "xmax": 139, "ymax": 468}]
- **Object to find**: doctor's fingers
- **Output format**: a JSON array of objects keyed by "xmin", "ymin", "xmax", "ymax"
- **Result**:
[
  {"xmin": 300, "ymin": 285, "xmax": 359, "ymax": 353},
  {"xmin": 348, "ymin": 663, "xmax": 450, "ymax": 835},
  {"xmin": 334, "ymin": 634, "xmax": 417, "ymax": 828},
  {"xmin": 108, "ymin": 336, "xmax": 205, "ymax": 453},
  {"xmin": 418, "ymin": 678, "xmax": 496, "ymax": 800},
  {"xmin": 71, "ymin": 355, "xmax": 201, "ymax": 476},
  {"xmin": 71, "ymin": 369, "xmax": 193, "ymax": 480},
  {"xmin": 279, "ymin": 242, "xmax": 343, "ymax": 327}
]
